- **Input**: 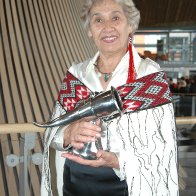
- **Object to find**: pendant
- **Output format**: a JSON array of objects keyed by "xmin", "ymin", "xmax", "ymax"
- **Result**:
[{"xmin": 103, "ymin": 73, "xmax": 110, "ymax": 82}]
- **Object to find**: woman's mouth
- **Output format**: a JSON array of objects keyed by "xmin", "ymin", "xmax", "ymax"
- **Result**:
[{"xmin": 102, "ymin": 36, "xmax": 117, "ymax": 43}]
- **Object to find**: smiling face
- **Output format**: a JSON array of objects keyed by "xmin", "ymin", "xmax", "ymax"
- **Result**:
[{"xmin": 88, "ymin": 0, "xmax": 132, "ymax": 57}]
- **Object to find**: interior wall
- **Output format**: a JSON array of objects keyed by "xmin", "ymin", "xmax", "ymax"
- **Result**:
[
  {"xmin": 0, "ymin": 0, "xmax": 96, "ymax": 124},
  {"xmin": 0, "ymin": 1, "xmax": 96, "ymax": 195}
]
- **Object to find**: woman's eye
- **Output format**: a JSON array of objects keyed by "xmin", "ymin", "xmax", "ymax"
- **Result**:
[
  {"xmin": 112, "ymin": 16, "xmax": 119, "ymax": 21},
  {"xmin": 95, "ymin": 18, "xmax": 102, "ymax": 23}
]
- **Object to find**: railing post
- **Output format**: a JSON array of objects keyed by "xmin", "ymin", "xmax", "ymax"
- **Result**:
[
  {"xmin": 6, "ymin": 130, "xmax": 43, "ymax": 196},
  {"xmin": 19, "ymin": 133, "xmax": 36, "ymax": 196},
  {"xmin": 192, "ymin": 96, "xmax": 195, "ymax": 116}
]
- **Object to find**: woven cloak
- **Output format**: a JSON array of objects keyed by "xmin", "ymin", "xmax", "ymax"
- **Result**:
[{"xmin": 58, "ymin": 71, "xmax": 172, "ymax": 115}]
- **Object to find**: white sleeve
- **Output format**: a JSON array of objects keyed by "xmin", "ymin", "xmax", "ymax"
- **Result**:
[
  {"xmin": 50, "ymin": 125, "xmax": 72, "ymax": 151},
  {"xmin": 43, "ymin": 101, "xmax": 71, "ymax": 151}
]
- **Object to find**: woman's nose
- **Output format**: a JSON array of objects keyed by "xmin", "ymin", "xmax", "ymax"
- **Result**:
[{"xmin": 103, "ymin": 20, "xmax": 114, "ymax": 32}]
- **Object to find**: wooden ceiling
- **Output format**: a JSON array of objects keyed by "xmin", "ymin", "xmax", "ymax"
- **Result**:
[{"xmin": 134, "ymin": 0, "xmax": 196, "ymax": 29}]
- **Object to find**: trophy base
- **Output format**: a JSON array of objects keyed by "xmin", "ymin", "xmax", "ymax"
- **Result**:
[
  {"xmin": 72, "ymin": 148, "xmax": 97, "ymax": 160},
  {"xmin": 68, "ymin": 142, "xmax": 97, "ymax": 160}
]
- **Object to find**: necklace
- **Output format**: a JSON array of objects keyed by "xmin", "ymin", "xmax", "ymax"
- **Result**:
[
  {"xmin": 94, "ymin": 40, "xmax": 136, "ymax": 83},
  {"xmin": 94, "ymin": 59, "xmax": 114, "ymax": 82},
  {"xmin": 94, "ymin": 62, "xmax": 114, "ymax": 82}
]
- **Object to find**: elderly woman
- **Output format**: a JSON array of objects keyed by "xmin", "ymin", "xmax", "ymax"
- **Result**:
[{"xmin": 41, "ymin": 0, "xmax": 179, "ymax": 195}]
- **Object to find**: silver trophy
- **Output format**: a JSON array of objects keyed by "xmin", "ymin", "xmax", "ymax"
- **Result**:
[{"xmin": 34, "ymin": 86, "xmax": 123, "ymax": 159}]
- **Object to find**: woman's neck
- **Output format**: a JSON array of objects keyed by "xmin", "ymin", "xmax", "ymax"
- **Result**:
[{"xmin": 98, "ymin": 49, "xmax": 127, "ymax": 72}]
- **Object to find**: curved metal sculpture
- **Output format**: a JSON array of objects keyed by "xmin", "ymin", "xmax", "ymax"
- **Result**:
[
  {"xmin": 33, "ymin": 87, "xmax": 123, "ymax": 160},
  {"xmin": 33, "ymin": 87, "xmax": 123, "ymax": 128}
]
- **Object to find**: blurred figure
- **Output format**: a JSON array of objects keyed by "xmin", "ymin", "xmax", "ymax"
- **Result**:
[
  {"xmin": 178, "ymin": 77, "xmax": 188, "ymax": 93},
  {"xmin": 169, "ymin": 78, "xmax": 178, "ymax": 93},
  {"xmin": 189, "ymin": 76, "xmax": 196, "ymax": 93}
]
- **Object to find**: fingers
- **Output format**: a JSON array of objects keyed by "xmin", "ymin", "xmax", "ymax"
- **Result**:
[
  {"xmin": 61, "ymin": 152, "xmax": 103, "ymax": 167},
  {"xmin": 61, "ymin": 151, "xmax": 119, "ymax": 169},
  {"xmin": 65, "ymin": 119, "xmax": 102, "ymax": 149},
  {"xmin": 95, "ymin": 151, "xmax": 119, "ymax": 168},
  {"xmin": 77, "ymin": 122, "xmax": 101, "ymax": 138},
  {"xmin": 95, "ymin": 118, "xmax": 101, "ymax": 126},
  {"xmin": 72, "ymin": 121, "xmax": 101, "ymax": 141},
  {"xmin": 96, "ymin": 150, "xmax": 104, "ymax": 159}
]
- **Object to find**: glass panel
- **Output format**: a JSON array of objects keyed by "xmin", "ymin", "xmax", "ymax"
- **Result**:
[
  {"xmin": 134, "ymin": 34, "xmax": 168, "ymax": 61},
  {"xmin": 169, "ymin": 32, "xmax": 190, "ymax": 62},
  {"xmin": 191, "ymin": 33, "xmax": 196, "ymax": 63},
  {"xmin": 134, "ymin": 31, "xmax": 196, "ymax": 64},
  {"xmin": 173, "ymin": 95, "xmax": 196, "ymax": 117}
]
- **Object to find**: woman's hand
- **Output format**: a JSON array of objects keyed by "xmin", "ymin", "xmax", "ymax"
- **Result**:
[
  {"xmin": 61, "ymin": 150, "xmax": 119, "ymax": 169},
  {"xmin": 63, "ymin": 118, "xmax": 102, "ymax": 149}
]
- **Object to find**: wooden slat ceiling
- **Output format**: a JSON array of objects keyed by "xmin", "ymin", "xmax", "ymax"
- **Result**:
[{"xmin": 134, "ymin": 0, "xmax": 196, "ymax": 29}]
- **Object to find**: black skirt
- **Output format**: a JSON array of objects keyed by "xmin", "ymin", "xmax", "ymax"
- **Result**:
[{"xmin": 63, "ymin": 159, "xmax": 128, "ymax": 196}]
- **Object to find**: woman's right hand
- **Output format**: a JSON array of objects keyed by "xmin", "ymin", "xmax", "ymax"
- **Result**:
[{"xmin": 63, "ymin": 119, "xmax": 102, "ymax": 149}]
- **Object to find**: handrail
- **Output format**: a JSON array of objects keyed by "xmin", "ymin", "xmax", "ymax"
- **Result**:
[
  {"xmin": 0, "ymin": 123, "xmax": 45, "ymax": 134},
  {"xmin": 0, "ymin": 117, "xmax": 196, "ymax": 134},
  {"xmin": 176, "ymin": 116, "xmax": 196, "ymax": 125},
  {"xmin": 173, "ymin": 93, "xmax": 196, "ymax": 96}
]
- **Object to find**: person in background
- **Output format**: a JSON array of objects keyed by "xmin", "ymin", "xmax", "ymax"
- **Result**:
[
  {"xmin": 40, "ymin": 0, "xmax": 179, "ymax": 195},
  {"xmin": 178, "ymin": 76, "xmax": 187, "ymax": 93},
  {"xmin": 169, "ymin": 78, "xmax": 178, "ymax": 93},
  {"xmin": 189, "ymin": 76, "xmax": 196, "ymax": 93}
]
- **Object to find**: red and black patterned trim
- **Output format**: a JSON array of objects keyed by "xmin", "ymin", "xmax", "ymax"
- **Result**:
[
  {"xmin": 117, "ymin": 71, "xmax": 172, "ymax": 112},
  {"xmin": 58, "ymin": 71, "xmax": 91, "ymax": 112},
  {"xmin": 58, "ymin": 71, "xmax": 172, "ymax": 114}
]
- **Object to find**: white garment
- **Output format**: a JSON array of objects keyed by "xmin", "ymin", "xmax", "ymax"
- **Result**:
[{"xmin": 41, "ymin": 46, "xmax": 179, "ymax": 196}]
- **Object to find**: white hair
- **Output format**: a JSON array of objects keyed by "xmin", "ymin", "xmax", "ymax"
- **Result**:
[{"xmin": 81, "ymin": 0, "xmax": 140, "ymax": 33}]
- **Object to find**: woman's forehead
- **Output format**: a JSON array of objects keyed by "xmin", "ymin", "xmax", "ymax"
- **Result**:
[
  {"xmin": 91, "ymin": 0, "xmax": 120, "ymax": 9},
  {"xmin": 90, "ymin": 0, "xmax": 123, "ymax": 14}
]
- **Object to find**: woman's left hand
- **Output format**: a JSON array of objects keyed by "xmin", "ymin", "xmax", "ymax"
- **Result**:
[{"xmin": 61, "ymin": 150, "xmax": 119, "ymax": 169}]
